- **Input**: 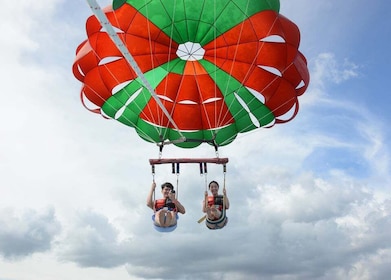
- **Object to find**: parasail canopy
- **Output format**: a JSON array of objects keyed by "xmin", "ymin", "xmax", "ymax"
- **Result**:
[{"xmin": 73, "ymin": 0, "xmax": 310, "ymax": 148}]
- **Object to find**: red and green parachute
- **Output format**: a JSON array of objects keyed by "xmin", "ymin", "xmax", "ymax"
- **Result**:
[{"xmin": 73, "ymin": 0, "xmax": 309, "ymax": 148}]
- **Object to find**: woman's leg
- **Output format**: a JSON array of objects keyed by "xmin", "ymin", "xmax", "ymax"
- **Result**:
[
  {"xmin": 154, "ymin": 209, "xmax": 169, "ymax": 227},
  {"xmin": 153, "ymin": 210, "xmax": 162, "ymax": 226},
  {"xmin": 206, "ymin": 207, "xmax": 221, "ymax": 220},
  {"xmin": 168, "ymin": 211, "xmax": 177, "ymax": 226},
  {"xmin": 154, "ymin": 209, "xmax": 177, "ymax": 227}
]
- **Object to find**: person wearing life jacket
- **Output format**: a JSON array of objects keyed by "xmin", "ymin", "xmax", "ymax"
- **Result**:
[
  {"xmin": 202, "ymin": 180, "xmax": 230, "ymax": 229},
  {"xmin": 147, "ymin": 182, "xmax": 185, "ymax": 228}
]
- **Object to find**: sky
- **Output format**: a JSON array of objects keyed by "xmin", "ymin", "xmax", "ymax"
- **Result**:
[{"xmin": 0, "ymin": 0, "xmax": 391, "ymax": 279}]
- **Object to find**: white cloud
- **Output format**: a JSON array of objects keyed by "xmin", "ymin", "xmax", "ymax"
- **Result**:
[
  {"xmin": 1, "ymin": 0, "xmax": 391, "ymax": 279},
  {"xmin": 312, "ymin": 53, "xmax": 359, "ymax": 87},
  {"xmin": 56, "ymin": 210, "xmax": 133, "ymax": 268},
  {"xmin": 0, "ymin": 208, "xmax": 60, "ymax": 259}
]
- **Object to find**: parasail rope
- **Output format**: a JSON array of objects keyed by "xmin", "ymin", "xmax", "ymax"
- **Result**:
[
  {"xmin": 85, "ymin": 0, "xmax": 185, "ymax": 141},
  {"xmin": 132, "ymin": 0, "xmax": 164, "ymax": 133},
  {"xmin": 152, "ymin": 166, "xmax": 156, "ymax": 212},
  {"xmin": 144, "ymin": 0, "xmax": 180, "ymax": 132},
  {"xmin": 197, "ymin": 162, "xmax": 208, "ymax": 224}
]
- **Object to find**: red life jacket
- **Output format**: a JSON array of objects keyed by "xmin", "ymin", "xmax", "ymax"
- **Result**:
[
  {"xmin": 155, "ymin": 198, "xmax": 176, "ymax": 211},
  {"xmin": 207, "ymin": 195, "xmax": 224, "ymax": 211}
]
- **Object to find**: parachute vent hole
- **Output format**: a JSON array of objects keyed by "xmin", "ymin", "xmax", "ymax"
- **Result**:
[
  {"xmin": 176, "ymin": 42, "xmax": 205, "ymax": 61},
  {"xmin": 277, "ymin": 104, "xmax": 297, "ymax": 122},
  {"xmin": 203, "ymin": 97, "xmax": 222, "ymax": 104},
  {"xmin": 81, "ymin": 90, "xmax": 99, "ymax": 111},
  {"xmin": 296, "ymin": 80, "xmax": 305, "ymax": 89},
  {"xmin": 260, "ymin": 35, "xmax": 285, "ymax": 43},
  {"xmin": 114, "ymin": 87, "xmax": 143, "ymax": 119},
  {"xmin": 76, "ymin": 64, "xmax": 85, "ymax": 77},
  {"xmin": 234, "ymin": 93, "xmax": 260, "ymax": 128},
  {"xmin": 179, "ymin": 100, "xmax": 197, "ymax": 105},
  {"xmin": 115, "ymin": 107, "xmax": 126, "ymax": 119},
  {"xmin": 99, "ymin": 56, "xmax": 122, "ymax": 66},
  {"xmin": 258, "ymin": 65, "xmax": 282, "ymax": 77},
  {"xmin": 101, "ymin": 110, "xmax": 110, "ymax": 119},
  {"xmin": 246, "ymin": 87, "xmax": 265, "ymax": 104},
  {"xmin": 112, "ymin": 80, "xmax": 133, "ymax": 95},
  {"xmin": 157, "ymin": 95, "xmax": 174, "ymax": 103}
]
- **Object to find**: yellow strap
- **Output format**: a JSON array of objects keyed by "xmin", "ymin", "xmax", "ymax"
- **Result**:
[{"xmin": 197, "ymin": 215, "xmax": 206, "ymax": 223}]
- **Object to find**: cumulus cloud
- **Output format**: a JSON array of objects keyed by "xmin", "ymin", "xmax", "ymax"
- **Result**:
[
  {"xmin": 0, "ymin": 207, "xmax": 61, "ymax": 259},
  {"xmin": 300, "ymin": 52, "xmax": 360, "ymax": 107},
  {"xmin": 1, "ymin": 0, "xmax": 391, "ymax": 279},
  {"xmin": 119, "ymin": 173, "xmax": 391, "ymax": 280},
  {"xmin": 56, "ymin": 209, "xmax": 133, "ymax": 268},
  {"xmin": 313, "ymin": 53, "xmax": 359, "ymax": 85}
]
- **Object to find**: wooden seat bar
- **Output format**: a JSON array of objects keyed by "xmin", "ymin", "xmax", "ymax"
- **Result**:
[{"xmin": 149, "ymin": 158, "xmax": 229, "ymax": 165}]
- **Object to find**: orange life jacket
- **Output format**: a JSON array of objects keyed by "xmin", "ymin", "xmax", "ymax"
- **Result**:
[
  {"xmin": 155, "ymin": 198, "xmax": 176, "ymax": 211},
  {"xmin": 207, "ymin": 195, "xmax": 224, "ymax": 211}
]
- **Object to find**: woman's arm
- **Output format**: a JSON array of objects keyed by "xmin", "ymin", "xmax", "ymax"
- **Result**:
[
  {"xmin": 173, "ymin": 198, "xmax": 186, "ymax": 214},
  {"xmin": 146, "ymin": 182, "xmax": 156, "ymax": 209},
  {"xmin": 223, "ymin": 188, "xmax": 230, "ymax": 209},
  {"xmin": 202, "ymin": 191, "xmax": 208, "ymax": 213}
]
